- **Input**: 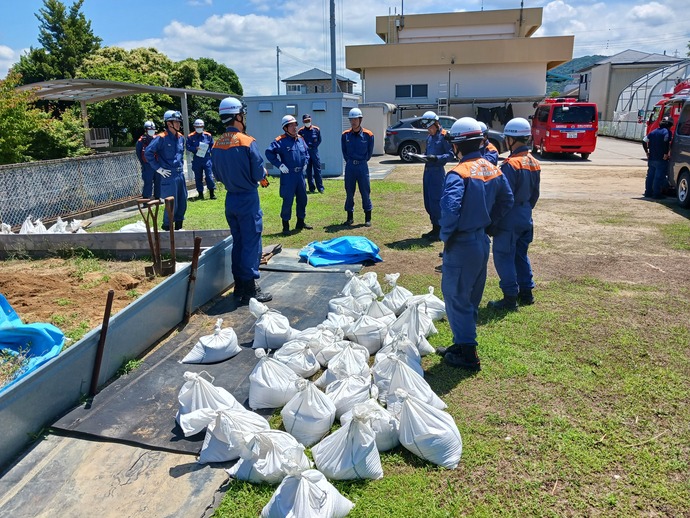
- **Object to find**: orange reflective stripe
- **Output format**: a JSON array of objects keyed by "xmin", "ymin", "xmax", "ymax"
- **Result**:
[
  {"xmin": 449, "ymin": 158, "xmax": 502, "ymax": 181},
  {"xmin": 213, "ymin": 131, "xmax": 255, "ymax": 150},
  {"xmin": 505, "ymin": 152, "xmax": 540, "ymax": 172}
]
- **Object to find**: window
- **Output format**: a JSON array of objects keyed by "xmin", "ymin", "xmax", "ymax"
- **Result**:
[
  {"xmin": 677, "ymin": 106, "xmax": 690, "ymax": 136},
  {"xmin": 286, "ymin": 84, "xmax": 306, "ymax": 95},
  {"xmin": 395, "ymin": 84, "xmax": 428, "ymax": 99},
  {"xmin": 537, "ymin": 107, "xmax": 550, "ymax": 123},
  {"xmin": 552, "ymin": 105, "xmax": 596, "ymax": 124}
]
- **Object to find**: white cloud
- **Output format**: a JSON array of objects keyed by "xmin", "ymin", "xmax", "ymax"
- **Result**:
[
  {"xmin": 187, "ymin": 0, "xmax": 212, "ymax": 6},
  {"xmin": 626, "ymin": 3, "xmax": 673, "ymax": 26},
  {"xmin": 0, "ymin": 45, "xmax": 20, "ymax": 79}
]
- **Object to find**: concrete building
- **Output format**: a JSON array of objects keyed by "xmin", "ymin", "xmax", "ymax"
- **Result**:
[
  {"xmin": 578, "ymin": 50, "xmax": 681, "ymax": 120},
  {"xmin": 345, "ymin": 7, "xmax": 573, "ymax": 125},
  {"xmin": 283, "ymin": 68, "xmax": 356, "ymax": 95}
]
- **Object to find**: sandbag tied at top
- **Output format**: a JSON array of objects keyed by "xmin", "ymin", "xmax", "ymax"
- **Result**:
[
  {"xmin": 372, "ymin": 353, "xmax": 425, "ymax": 407},
  {"xmin": 384, "ymin": 304, "xmax": 437, "ymax": 356},
  {"xmin": 321, "ymin": 311, "xmax": 355, "ymax": 333},
  {"xmin": 340, "ymin": 270, "xmax": 377, "ymax": 310},
  {"xmin": 374, "ymin": 332, "xmax": 422, "ymax": 368},
  {"xmin": 314, "ymin": 339, "xmax": 369, "ymax": 369},
  {"xmin": 386, "ymin": 360, "xmax": 447, "ymax": 412},
  {"xmin": 176, "ymin": 371, "xmax": 242, "ymax": 434},
  {"xmin": 359, "ymin": 271, "xmax": 384, "ymax": 298},
  {"xmin": 312, "ymin": 404, "xmax": 383, "ymax": 481},
  {"xmin": 248, "ymin": 349, "xmax": 300, "ymax": 410},
  {"xmin": 250, "ymin": 298, "xmax": 299, "ymax": 350},
  {"xmin": 197, "ymin": 407, "xmax": 271, "ymax": 464},
  {"xmin": 292, "ymin": 325, "xmax": 343, "ymax": 356},
  {"xmin": 273, "ymin": 338, "xmax": 320, "ymax": 378},
  {"xmin": 315, "ymin": 343, "xmax": 370, "ymax": 389},
  {"xmin": 341, "ymin": 398, "xmax": 400, "ymax": 452},
  {"xmin": 261, "ymin": 464, "xmax": 354, "ymax": 518},
  {"xmin": 281, "ymin": 379, "xmax": 336, "ymax": 447},
  {"xmin": 365, "ymin": 299, "xmax": 397, "ymax": 326},
  {"xmin": 344, "ymin": 314, "xmax": 388, "ymax": 355},
  {"xmin": 181, "ymin": 318, "xmax": 240, "ymax": 364},
  {"xmin": 328, "ymin": 295, "xmax": 364, "ymax": 320},
  {"xmin": 396, "ymin": 389, "xmax": 463, "ymax": 469},
  {"xmin": 381, "ymin": 273, "xmax": 413, "ymax": 316},
  {"xmin": 325, "ymin": 375, "xmax": 377, "ymax": 420},
  {"xmin": 226, "ymin": 429, "xmax": 311, "ymax": 485},
  {"xmin": 406, "ymin": 286, "xmax": 446, "ymax": 322}
]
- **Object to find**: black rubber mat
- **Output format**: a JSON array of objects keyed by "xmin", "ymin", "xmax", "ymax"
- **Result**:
[
  {"xmin": 260, "ymin": 247, "xmax": 364, "ymax": 273},
  {"xmin": 52, "ymin": 270, "xmax": 348, "ymax": 455}
]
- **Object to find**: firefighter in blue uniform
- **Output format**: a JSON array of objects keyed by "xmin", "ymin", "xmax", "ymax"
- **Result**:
[
  {"xmin": 144, "ymin": 110, "xmax": 187, "ymax": 230},
  {"xmin": 642, "ymin": 116, "xmax": 673, "ymax": 199},
  {"xmin": 435, "ymin": 117, "xmax": 514, "ymax": 370},
  {"xmin": 186, "ymin": 119, "xmax": 216, "ymax": 200},
  {"xmin": 298, "ymin": 114, "xmax": 324, "ymax": 193},
  {"xmin": 478, "ymin": 121, "xmax": 499, "ymax": 165},
  {"xmin": 265, "ymin": 115, "xmax": 312, "ymax": 236},
  {"xmin": 135, "ymin": 120, "xmax": 158, "ymax": 199},
  {"xmin": 212, "ymin": 97, "xmax": 272, "ymax": 304},
  {"xmin": 419, "ymin": 111, "xmax": 454, "ymax": 241},
  {"xmin": 488, "ymin": 117, "xmax": 541, "ymax": 311},
  {"xmin": 341, "ymin": 107, "xmax": 375, "ymax": 226}
]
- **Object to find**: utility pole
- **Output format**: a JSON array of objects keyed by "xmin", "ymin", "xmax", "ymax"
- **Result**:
[
  {"xmin": 330, "ymin": 0, "xmax": 337, "ymax": 93},
  {"xmin": 276, "ymin": 46, "xmax": 281, "ymax": 95}
]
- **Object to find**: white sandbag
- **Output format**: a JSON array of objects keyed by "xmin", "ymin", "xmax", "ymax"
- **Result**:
[
  {"xmin": 294, "ymin": 326, "xmax": 343, "ymax": 359},
  {"xmin": 406, "ymin": 287, "xmax": 446, "ymax": 321},
  {"xmin": 314, "ymin": 339, "xmax": 369, "ymax": 368},
  {"xmin": 0, "ymin": 222, "xmax": 12, "ymax": 234},
  {"xmin": 359, "ymin": 271, "xmax": 384, "ymax": 298},
  {"xmin": 374, "ymin": 333, "xmax": 422, "ymax": 367},
  {"xmin": 248, "ymin": 349, "xmax": 300, "ymax": 410},
  {"xmin": 198, "ymin": 407, "xmax": 271, "ymax": 464},
  {"xmin": 315, "ymin": 344, "xmax": 370, "ymax": 389},
  {"xmin": 365, "ymin": 299, "xmax": 397, "ymax": 326},
  {"xmin": 250, "ymin": 298, "xmax": 298, "ymax": 349},
  {"xmin": 372, "ymin": 353, "xmax": 424, "ymax": 406},
  {"xmin": 33, "ymin": 219, "xmax": 47, "ymax": 234},
  {"xmin": 68, "ymin": 219, "xmax": 84, "ymax": 232},
  {"xmin": 227, "ymin": 430, "xmax": 311, "ymax": 484},
  {"xmin": 388, "ymin": 304, "xmax": 437, "ymax": 340},
  {"xmin": 341, "ymin": 399, "xmax": 400, "ymax": 452},
  {"xmin": 19, "ymin": 216, "xmax": 35, "ymax": 234},
  {"xmin": 381, "ymin": 273, "xmax": 413, "ymax": 316},
  {"xmin": 281, "ymin": 379, "xmax": 336, "ymax": 447},
  {"xmin": 273, "ymin": 338, "xmax": 320, "ymax": 378},
  {"xmin": 344, "ymin": 314, "xmax": 388, "ymax": 355},
  {"xmin": 386, "ymin": 360, "xmax": 447, "ymax": 411},
  {"xmin": 321, "ymin": 311, "xmax": 355, "ymax": 333},
  {"xmin": 181, "ymin": 318, "xmax": 241, "ymax": 364},
  {"xmin": 261, "ymin": 465, "xmax": 354, "ymax": 518},
  {"xmin": 312, "ymin": 406, "xmax": 383, "ymax": 480},
  {"xmin": 340, "ymin": 270, "xmax": 377, "ymax": 309},
  {"xmin": 396, "ymin": 389, "xmax": 462, "ymax": 469},
  {"xmin": 118, "ymin": 220, "xmax": 148, "ymax": 233},
  {"xmin": 325, "ymin": 375, "xmax": 376, "ymax": 420},
  {"xmin": 46, "ymin": 217, "xmax": 68, "ymax": 234},
  {"xmin": 328, "ymin": 295, "xmax": 363, "ymax": 319},
  {"xmin": 176, "ymin": 371, "xmax": 242, "ymax": 432},
  {"xmin": 416, "ymin": 334, "xmax": 436, "ymax": 356}
]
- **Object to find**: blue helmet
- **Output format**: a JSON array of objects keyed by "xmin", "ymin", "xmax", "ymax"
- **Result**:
[
  {"xmin": 163, "ymin": 110, "xmax": 182, "ymax": 122},
  {"xmin": 144, "ymin": 120, "xmax": 155, "ymax": 130}
]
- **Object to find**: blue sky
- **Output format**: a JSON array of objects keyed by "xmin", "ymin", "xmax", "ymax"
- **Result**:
[{"xmin": 1, "ymin": 0, "xmax": 688, "ymax": 95}]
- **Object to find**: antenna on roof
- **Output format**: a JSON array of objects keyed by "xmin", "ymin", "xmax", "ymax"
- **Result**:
[{"xmin": 518, "ymin": 0, "xmax": 524, "ymax": 33}]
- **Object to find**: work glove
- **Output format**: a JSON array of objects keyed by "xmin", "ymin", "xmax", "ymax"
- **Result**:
[
  {"xmin": 156, "ymin": 168, "xmax": 171, "ymax": 178},
  {"xmin": 279, "ymin": 164, "xmax": 290, "ymax": 175},
  {"xmin": 426, "ymin": 155, "xmax": 438, "ymax": 162}
]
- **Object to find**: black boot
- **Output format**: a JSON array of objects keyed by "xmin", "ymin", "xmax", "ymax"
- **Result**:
[
  {"xmin": 241, "ymin": 280, "xmax": 273, "ymax": 304},
  {"xmin": 296, "ymin": 218, "xmax": 313, "ymax": 230},
  {"xmin": 445, "ymin": 344, "xmax": 481, "ymax": 371},
  {"xmin": 233, "ymin": 278, "xmax": 246, "ymax": 299},
  {"xmin": 518, "ymin": 289, "xmax": 534, "ymax": 305},
  {"xmin": 344, "ymin": 211, "xmax": 354, "ymax": 226},
  {"xmin": 422, "ymin": 225, "xmax": 441, "ymax": 241},
  {"xmin": 209, "ymin": 188, "xmax": 216, "ymax": 200},
  {"xmin": 282, "ymin": 220, "xmax": 290, "ymax": 236},
  {"xmin": 487, "ymin": 295, "xmax": 518, "ymax": 311},
  {"xmin": 436, "ymin": 343, "xmax": 462, "ymax": 356},
  {"xmin": 174, "ymin": 220, "xmax": 183, "ymax": 230},
  {"xmin": 364, "ymin": 210, "xmax": 372, "ymax": 227},
  {"xmin": 198, "ymin": 191, "xmax": 204, "ymax": 200}
]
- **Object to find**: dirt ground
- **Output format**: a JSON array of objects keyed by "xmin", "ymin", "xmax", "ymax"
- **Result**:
[{"xmin": 1, "ymin": 138, "xmax": 688, "ymax": 333}]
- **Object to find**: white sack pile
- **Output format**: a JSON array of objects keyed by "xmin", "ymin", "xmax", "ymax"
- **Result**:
[{"xmin": 181, "ymin": 318, "xmax": 240, "ymax": 364}]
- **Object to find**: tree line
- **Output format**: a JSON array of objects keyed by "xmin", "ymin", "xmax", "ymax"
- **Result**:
[{"xmin": 0, "ymin": 0, "xmax": 242, "ymax": 165}]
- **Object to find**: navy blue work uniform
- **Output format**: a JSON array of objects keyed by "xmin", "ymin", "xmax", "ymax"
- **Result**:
[
  {"xmin": 481, "ymin": 141, "xmax": 499, "ymax": 166},
  {"xmin": 643, "ymin": 127, "xmax": 671, "ymax": 198},
  {"xmin": 423, "ymin": 128, "xmax": 454, "ymax": 227},
  {"xmin": 135, "ymin": 133, "xmax": 158, "ymax": 198},
  {"xmin": 265, "ymin": 133, "xmax": 310, "ymax": 222},
  {"xmin": 298, "ymin": 124, "xmax": 323, "ymax": 192},
  {"xmin": 212, "ymin": 127, "xmax": 266, "ymax": 284},
  {"xmin": 186, "ymin": 130, "xmax": 216, "ymax": 196},
  {"xmin": 492, "ymin": 146, "xmax": 541, "ymax": 297},
  {"xmin": 440, "ymin": 152, "xmax": 514, "ymax": 346},
  {"xmin": 341, "ymin": 127, "xmax": 375, "ymax": 212},
  {"xmin": 144, "ymin": 130, "xmax": 187, "ymax": 228}
]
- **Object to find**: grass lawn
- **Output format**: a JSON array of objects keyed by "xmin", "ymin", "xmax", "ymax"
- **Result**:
[{"xmin": 97, "ymin": 173, "xmax": 690, "ymax": 516}]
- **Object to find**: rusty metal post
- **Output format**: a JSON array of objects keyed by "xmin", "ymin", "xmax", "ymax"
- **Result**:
[
  {"xmin": 89, "ymin": 289, "xmax": 115, "ymax": 397},
  {"xmin": 184, "ymin": 237, "xmax": 203, "ymax": 324}
]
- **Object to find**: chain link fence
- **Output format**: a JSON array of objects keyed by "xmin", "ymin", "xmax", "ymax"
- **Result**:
[{"xmin": 0, "ymin": 152, "xmax": 193, "ymax": 228}]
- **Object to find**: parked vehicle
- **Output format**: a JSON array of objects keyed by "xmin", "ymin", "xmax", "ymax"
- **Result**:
[
  {"xmin": 384, "ymin": 115, "xmax": 506, "ymax": 162},
  {"xmin": 668, "ymin": 97, "xmax": 690, "ymax": 208},
  {"xmin": 530, "ymin": 98, "xmax": 598, "ymax": 159},
  {"xmin": 645, "ymin": 79, "xmax": 690, "ymax": 136}
]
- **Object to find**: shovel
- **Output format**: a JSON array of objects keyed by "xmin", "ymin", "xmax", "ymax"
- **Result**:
[{"xmin": 161, "ymin": 196, "xmax": 176, "ymax": 276}]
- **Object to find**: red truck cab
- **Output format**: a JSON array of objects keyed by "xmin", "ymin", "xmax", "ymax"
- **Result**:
[
  {"xmin": 646, "ymin": 79, "xmax": 690, "ymax": 135},
  {"xmin": 531, "ymin": 98, "xmax": 598, "ymax": 159}
]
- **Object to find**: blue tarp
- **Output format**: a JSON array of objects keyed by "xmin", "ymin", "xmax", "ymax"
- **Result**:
[
  {"xmin": 299, "ymin": 236, "xmax": 383, "ymax": 267},
  {"xmin": 0, "ymin": 293, "xmax": 65, "ymax": 393}
]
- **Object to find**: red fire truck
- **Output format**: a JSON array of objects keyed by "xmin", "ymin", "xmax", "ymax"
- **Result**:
[
  {"xmin": 530, "ymin": 98, "xmax": 598, "ymax": 159},
  {"xmin": 645, "ymin": 79, "xmax": 690, "ymax": 135}
]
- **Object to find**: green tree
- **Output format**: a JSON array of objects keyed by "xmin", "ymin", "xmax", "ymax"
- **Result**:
[{"xmin": 12, "ymin": 0, "xmax": 101, "ymax": 84}]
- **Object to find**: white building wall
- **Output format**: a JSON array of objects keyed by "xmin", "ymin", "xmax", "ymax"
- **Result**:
[{"xmin": 398, "ymin": 24, "xmax": 515, "ymax": 43}]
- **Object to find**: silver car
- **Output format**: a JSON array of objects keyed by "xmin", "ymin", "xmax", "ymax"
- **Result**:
[{"xmin": 384, "ymin": 116, "xmax": 507, "ymax": 162}]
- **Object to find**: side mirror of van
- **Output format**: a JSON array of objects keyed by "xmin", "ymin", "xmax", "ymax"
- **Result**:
[{"xmin": 528, "ymin": 115, "xmax": 534, "ymax": 120}]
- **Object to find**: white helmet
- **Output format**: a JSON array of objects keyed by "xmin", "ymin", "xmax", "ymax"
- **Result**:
[
  {"xmin": 163, "ymin": 110, "xmax": 182, "ymax": 122},
  {"xmin": 420, "ymin": 111, "xmax": 439, "ymax": 129},
  {"xmin": 503, "ymin": 117, "xmax": 532, "ymax": 137},
  {"xmin": 477, "ymin": 121, "xmax": 489, "ymax": 136},
  {"xmin": 281, "ymin": 115, "xmax": 297, "ymax": 128},
  {"xmin": 447, "ymin": 117, "xmax": 484, "ymax": 144},
  {"xmin": 144, "ymin": 120, "xmax": 155, "ymax": 130},
  {"xmin": 219, "ymin": 97, "xmax": 246, "ymax": 123},
  {"xmin": 348, "ymin": 107, "xmax": 363, "ymax": 119},
  {"xmin": 193, "ymin": 119, "xmax": 204, "ymax": 128}
]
